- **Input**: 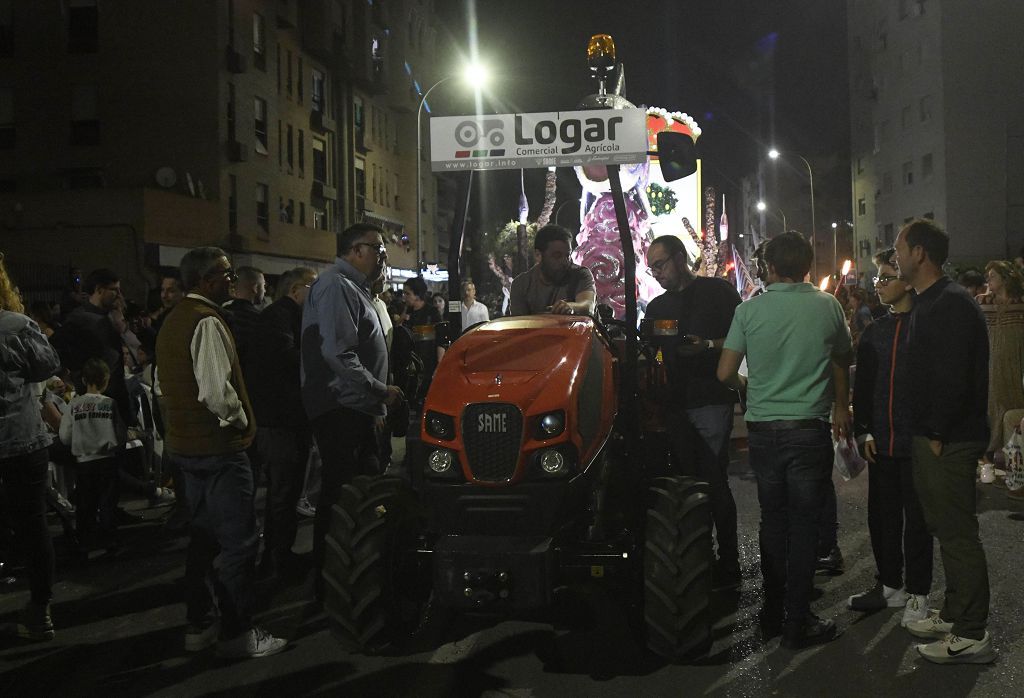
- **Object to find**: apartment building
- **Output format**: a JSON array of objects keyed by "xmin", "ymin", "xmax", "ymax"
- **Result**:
[
  {"xmin": 0, "ymin": 0, "xmax": 444, "ymax": 302},
  {"xmin": 847, "ymin": 0, "xmax": 1024, "ymax": 273}
]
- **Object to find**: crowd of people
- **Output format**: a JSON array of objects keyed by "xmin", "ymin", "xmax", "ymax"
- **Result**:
[{"xmin": 1, "ymin": 216, "xmax": 1022, "ymax": 666}]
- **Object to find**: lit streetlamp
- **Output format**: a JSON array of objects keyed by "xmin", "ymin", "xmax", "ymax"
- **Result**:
[
  {"xmin": 768, "ymin": 148, "xmax": 816, "ymax": 272},
  {"xmin": 415, "ymin": 63, "xmax": 489, "ymax": 270},
  {"xmin": 756, "ymin": 200, "xmax": 787, "ymax": 232}
]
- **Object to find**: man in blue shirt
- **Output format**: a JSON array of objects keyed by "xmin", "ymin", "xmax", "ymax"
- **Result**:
[{"xmin": 301, "ymin": 223, "xmax": 403, "ymax": 583}]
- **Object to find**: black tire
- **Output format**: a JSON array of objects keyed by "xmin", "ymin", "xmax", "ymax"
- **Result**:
[
  {"xmin": 643, "ymin": 475, "xmax": 713, "ymax": 661},
  {"xmin": 322, "ymin": 475, "xmax": 434, "ymax": 653}
]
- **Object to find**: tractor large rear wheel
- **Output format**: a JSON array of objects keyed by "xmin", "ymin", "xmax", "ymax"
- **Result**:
[
  {"xmin": 322, "ymin": 475, "xmax": 435, "ymax": 653},
  {"xmin": 643, "ymin": 475, "xmax": 713, "ymax": 661}
]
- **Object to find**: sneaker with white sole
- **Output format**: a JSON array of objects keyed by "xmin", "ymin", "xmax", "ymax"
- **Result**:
[
  {"xmin": 902, "ymin": 594, "xmax": 929, "ymax": 627},
  {"xmin": 184, "ymin": 617, "xmax": 220, "ymax": 652},
  {"xmin": 16, "ymin": 602, "xmax": 54, "ymax": 642},
  {"xmin": 848, "ymin": 582, "xmax": 909, "ymax": 611},
  {"xmin": 295, "ymin": 498, "xmax": 316, "ymax": 518},
  {"xmin": 216, "ymin": 626, "xmax": 287, "ymax": 659},
  {"xmin": 917, "ymin": 632, "xmax": 996, "ymax": 664},
  {"xmin": 906, "ymin": 610, "xmax": 954, "ymax": 639}
]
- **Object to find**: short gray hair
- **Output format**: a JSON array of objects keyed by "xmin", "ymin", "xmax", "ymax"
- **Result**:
[
  {"xmin": 236, "ymin": 266, "xmax": 264, "ymax": 285},
  {"xmin": 275, "ymin": 266, "xmax": 316, "ymax": 301},
  {"xmin": 180, "ymin": 246, "xmax": 228, "ymax": 291}
]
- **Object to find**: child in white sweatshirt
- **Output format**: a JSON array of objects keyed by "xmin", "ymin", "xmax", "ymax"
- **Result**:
[{"xmin": 60, "ymin": 357, "xmax": 126, "ymax": 551}]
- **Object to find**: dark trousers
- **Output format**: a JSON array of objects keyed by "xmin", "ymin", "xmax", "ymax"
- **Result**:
[
  {"xmin": 75, "ymin": 455, "xmax": 120, "ymax": 546},
  {"xmin": 256, "ymin": 426, "xmax": 311, "ymax": 564},
  {"xmin": 868, "ymin": 454, "xmax": 933, "ymax": 595},
  {"xmin": 667, "ymin": 404, "xmax": 739, "ymax": 572},
  {"xmin": 912, "ymin": 437, "xmax": 989, "ymax": 639},
  {"xmin": 748, "ymin": 422, "xmax": 833, "ymax": 624},
  {"xmin": 0, "ymin": 448, "xmax": 54, "ymax": 606},
  {"xmin": 174, "ymin": 450, "xmax": 258, "ymax": 639},
  {"xmin": 817, "ymin": 479, "xmax": 839, "ymax": 555},
  {"xmin": 310, "ymin": 407, "xmax": 381, "ymax": 572}
]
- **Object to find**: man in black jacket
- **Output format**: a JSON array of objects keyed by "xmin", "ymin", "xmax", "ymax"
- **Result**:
[
  {"xmin": 245, "ymin": 266, "xmax": 316, "ymax": 582},
  {"xmin": 849, "ymin": 248, "xmax": 932, "ymax": 626},
  {"xmin": 894, "ymin": 219, "xmax": 993, "ymax": 664}
]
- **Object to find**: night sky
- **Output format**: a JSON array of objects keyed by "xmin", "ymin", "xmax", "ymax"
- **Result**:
[{"xmin": 432, "ymin": 0, "xmax": 849, "ymax": 233}]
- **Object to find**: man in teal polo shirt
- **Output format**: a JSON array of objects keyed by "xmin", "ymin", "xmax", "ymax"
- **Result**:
[{"xmin": 717, "ymin": 231, "xmax": 852, "ymax": 651}]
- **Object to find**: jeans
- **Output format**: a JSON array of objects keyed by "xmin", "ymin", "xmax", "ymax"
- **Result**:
[
  {"xmin": 817, "ymin": 479, "xmax": 838, "ymax": 555},
  {"xmin": 748, "ymin": 421, "xmax": 833, "ymax": 624},
  {"xmin": 0, "ymin": 448, "xmax": 54, "ymax": 606},
  {"xmin": 256, "ymin": 426, "xmax": 311, "ymax": 565},
  {"xmin": 667, "ymin": 404, "xmax": 738, "ymax": 571},
  {"xmin": 310, "ymin": 407, "xmax": 381, "ymax": 574},
  {"xmin": 868, "ymin": 454, "xmax": 933, "ymax": 595},
  {"xmin": 912, "ymin": 437, "xmax": 989, "ymax": 639},
  {"xmin": 173, "ymin": 450, "xmax": 258, "ymax": 639}
]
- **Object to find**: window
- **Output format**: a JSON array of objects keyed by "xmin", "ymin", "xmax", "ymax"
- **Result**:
[
  {"xmin": 921, "ymin": 153, "xmax": 933, "ymax": 179},
  {"xmin": 277, "ymin": 120, "xmax": 282, "ymax": 164},
  {"xmin": 857, "ymin": 197, "xmax": 866, "ymax": 216},
  {"xmin": 372, "ymin": 164, "xmax": 378, "ymax": 203},
  {"xmin": 276, "ymin": 43, "xmax": 281, "ymax": 91},
  {"xmin": 384, "ymin": 112, "xmax": 389, "ymax": 150},
  {"xmin": 226, "ymin": 83, "xmax": 236, "ymax": 141},
  {"xmin": 882, "ymin": 171, "xmax": 893, "ymax": 194},
  {"xmin": 0, "ymin": 0, "xmax": 12, "ymax": 56},
  {"xmin": 254, "ymin": 97, "xmax": 268, "ymax": 153},
  {"xmin": 856, "ymin": 157, "xmax": 864, "ymax": 174},
  {"xmin": 297, "ymin": 58, "xmax": 304, "ymax": 103},
  {"xmin": 287, "ymin": 198, "xmax": 294, "ymax": 224},
  {"xmin": 312, "ymin": 137, "xmax": 327, "ymax": 183},
  {"xmin": 68, "ymin": 0, "xmax": 98, "ymax": 54},
  {"xmin": 228, "ymin": 175, "xmax": 237, "ymax": 233},
  {"xmin": 286, "ymin": 49, "xmax": 293, "ymax": 97},
  {"xmin": 298, "ymin": 129, "xmax": 305, "ymax": 175},
  {"xmin": 70, "ymin": 85, "xmax": 99, "ymax": 146},
  {"xmin": 394, "ymin": 173, "xmax": 400, "ymax": 209},
  {"xmin": 312, "ymin": 69, "xmax": 326, "ymax": 113},
  {"xmin": 252, "ymin": 13, "xmax": 266, "ymax": 70},
  {"xmin": 0, "ymin": 88, "xmax": 13, "ymax": 149},
  {"xmin": 256, "ymin": 183, "xmax": 269, "ymax": 232},
  {"xmin": 355, "ymin": 158, "xmax": 366, "ymax": 206},
  {"xmin": 902, "ymin": 161, "xmax": 914, "ymax": 186},
  {"xmin": 313, "ymin": 207, "xmax": 327, "ymax": 230},
  {"xmin": 384, "ymin": 167, "xmax": 390, "ymax": 205},
  {"xmin": 901, "ymin": 105, "xmax": 912, "ymax": 130},
  {"xmin": 286, "ymin": 123, "xmax": 293, "ymax": 170},
  {"xmin": 299, "ymin": 202, "xmax": 306, "ymax": 226},
  {"xmin": 919, "ymin": 95, "xmax": 932, "ymax": 122}
]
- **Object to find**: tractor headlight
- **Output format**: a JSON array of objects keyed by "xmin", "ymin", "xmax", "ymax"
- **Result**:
[
  {"xmin": 539, "ymin": 449, "xmax": 565, "ymax": 474},
  {"xmin": 536, "ymin": 411, "xmax": 565, "ymax": 438},
  {"xmin": 428, "ymin": 449, "xmax": 454, "ymax": 473},
  {"xmin": 425, "ymin": 411, "xmax": 455, "ymax": 440}
]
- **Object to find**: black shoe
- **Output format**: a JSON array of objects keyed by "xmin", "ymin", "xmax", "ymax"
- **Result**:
[
  {"xmin": 712, "ymin": 565, "xmax": 742, "ymax": 592},
  {"xmin": 815, "ymin": 546, "xmax": 845, "ymax": 575},
  {"xmin": 780, "ymin": 614, "xmax": 839, "ymax": 650},
  {"xmin": 757, "ymin": 607, "xmax": 784, "ymax": 640}
]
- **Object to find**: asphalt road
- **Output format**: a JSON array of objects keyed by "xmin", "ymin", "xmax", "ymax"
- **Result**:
[{"xmin": 2, "ymin": 439, "xmax": 1023, "ymax": 697}]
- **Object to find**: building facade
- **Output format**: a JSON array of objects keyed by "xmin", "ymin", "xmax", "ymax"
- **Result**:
[{"xmin": 847, "ymin": 0, "xmax": 1024, "ymax": 274}]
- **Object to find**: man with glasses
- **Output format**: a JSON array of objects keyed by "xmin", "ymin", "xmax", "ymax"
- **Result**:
[
  {"xmin": 644, "ymin": 234, "xmax": 742, "ymax": 590},
  {"xmin": 509, "ymin": 224, "xmax": 595, "ymax": 316},
  {"xmin": 848, "ymin": 249, "xmax": 933, "ymax": 628},
  {"xmin": 156, "ymin": 247, "xmax": 286, "ymax": 658},
  {"xmin": 300, "ymin": 223, "xmax": 403, "ymax": 593}
]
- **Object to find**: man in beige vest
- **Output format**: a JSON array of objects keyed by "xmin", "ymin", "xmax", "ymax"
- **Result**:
[{"xmin": 156, "ymin": 246, "xmax": 286, "ymax": 659}]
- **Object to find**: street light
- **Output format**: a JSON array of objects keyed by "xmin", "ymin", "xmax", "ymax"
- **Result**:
[
  {"xmin": 415, "ymin": 62, "xmax": 489, "ymax": 270},
  {"xmin": 768, "ymin": 148, "xmax": 816, "ymax": 272},
  {"xmin": 756, "ymin": 200, "xmax": 787, "ymax": 232},
  {"xmin": 832, "ymin": 222, "xmax": 839, "ymax": 273}
]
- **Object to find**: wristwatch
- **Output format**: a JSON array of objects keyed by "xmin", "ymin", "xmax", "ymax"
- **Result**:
[{"xmin": 705, "ymin": 339, "xmax": 714, "ymax": 351}]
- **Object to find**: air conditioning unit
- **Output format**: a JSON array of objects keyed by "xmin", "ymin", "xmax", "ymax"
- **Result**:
[
  {"xmin": 225, "ymin": 47, "xmax": 246, "ymax": 74},
  {"xmin": 227, "ymin": 140, "xmax": 248, "ymax": 162}
]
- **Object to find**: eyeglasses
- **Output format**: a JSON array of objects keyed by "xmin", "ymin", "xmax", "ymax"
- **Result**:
[
  {"xmin": 207, "ymin": 267, "xmax": 239, "ymax": 283},
  {"xmin": 872, "ymin": 274, "xmax": 900, "ymax": 286},
  {"xmin": 352, "ymin": 242, "xmax": 387, "ymax": 256},
  {"xmin": 646, "ymin": 257, "xmax": 673, "ymax": 277}
]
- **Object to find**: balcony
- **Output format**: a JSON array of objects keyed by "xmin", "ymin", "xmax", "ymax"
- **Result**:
[
  {"xmin": 311, "ymin": 179, "xmax": 337, "ymax": 203},
  {"xmin": 226, "ymin": 140, "xmax": 248, "ymax": 162},
  {"xmin": 310, "ymin": 109, "xmax": 336, "ymax": 134}
]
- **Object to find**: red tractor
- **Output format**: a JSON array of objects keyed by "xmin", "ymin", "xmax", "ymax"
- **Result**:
[{"xmin": 321, "ymin": 310, "xmax": 714, "ymax": 661}]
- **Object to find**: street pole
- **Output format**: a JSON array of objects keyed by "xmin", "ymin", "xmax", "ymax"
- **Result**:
[
  {"xmin": 416, "ymin": 75, "xmax": 454, "ymax": 272},
  {"xmin": 769, "ymin": 149, "xmax": 816, "ymax": 276}
]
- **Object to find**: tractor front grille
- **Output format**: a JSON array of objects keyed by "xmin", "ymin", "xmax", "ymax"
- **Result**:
[{"xmin": 462, "ymin": 403, "xmax": 523, "ymax": 481}]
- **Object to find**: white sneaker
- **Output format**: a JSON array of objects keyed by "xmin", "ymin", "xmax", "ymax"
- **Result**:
[
  {"xmin": 917, "ymin": 632, "xmax": 996, "ymax": 664},
  {"xmin": 216, "ymin": 626, "xmax": 287, "ymax": 659},
  {"xmin": 906, "ymin": 610, "xmax": 954, "ymax": 639},
  {"xmin": 902, "ymin": 594, "xmax": 929, "ymax": 627},
  {"xmin": 847, "ymin": 583, "xmax": 909, "ymax": 611},
  {"xmin": 295, "ymin": 498, "xmax": 316, "ymax": 518}
]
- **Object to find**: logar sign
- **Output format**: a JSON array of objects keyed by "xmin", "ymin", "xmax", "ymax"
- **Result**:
[{"xmin": 430, "ymin": 109, "xmax": 648, "ymax": 172}]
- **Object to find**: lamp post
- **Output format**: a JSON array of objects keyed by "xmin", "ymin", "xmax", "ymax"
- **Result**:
[
  {"xmin": 415, "ymin": 63, "xmax": 488, "ymax": 271},
  {"xmin": 756, "ymin": 200, "xmax": 787, "ymax": 232},
  {"xmin": 831, "ymin": 221, "xmax": 839, "ymax": 273},
  {"xmin": 768, "ymin": 148, "xmax": 816, "ymax": 272}
]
